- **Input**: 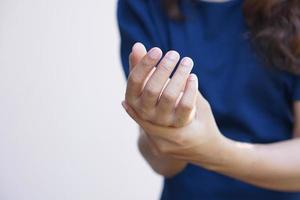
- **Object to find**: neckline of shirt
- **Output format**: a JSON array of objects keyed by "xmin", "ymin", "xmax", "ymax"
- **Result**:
[{"xmin": 195, "ymin": 0, "xmax": 241, "ymax": 7}]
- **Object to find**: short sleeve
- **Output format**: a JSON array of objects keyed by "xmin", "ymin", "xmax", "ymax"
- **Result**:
[{"xmin": 117, "ymin": 0, "xmax": 166, "ymax": 78}]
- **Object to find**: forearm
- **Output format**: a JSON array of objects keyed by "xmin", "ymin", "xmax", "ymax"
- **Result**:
[
  {"xmin": 195, "ymin": 136, "xmax": 300, "ymax": 192},
  {"xmin": 138, "ymin": 127, "xmax": 187, "ymax": 177}
]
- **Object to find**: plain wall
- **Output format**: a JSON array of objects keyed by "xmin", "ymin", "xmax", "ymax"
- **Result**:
[{"xmin": 0, "ymin": 0, "xmax": 162, "ymax": 199}]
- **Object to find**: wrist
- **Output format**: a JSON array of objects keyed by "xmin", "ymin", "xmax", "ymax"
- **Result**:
[
  {"xmin": 191, "ymin": 133, "xmax": 254, "ymax": 173},
  {"xmin": 194, "ymin": 134, "xmax": 257, "ymax": 178},
  {"xmin": 138, "ymin": 128, "xmax": 188, "ymax": 177},
  {"xmin": 138, "ymin": 128, "xmax": 188, "ymax": 163},
  {"xmin": 200, "ymin": 135, "xmax": 237, "ymax": 171}
]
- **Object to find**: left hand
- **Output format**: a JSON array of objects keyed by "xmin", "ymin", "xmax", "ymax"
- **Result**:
[{"xmin": 122, "ymin": 91, "xmax": 225, "ymax": 164}]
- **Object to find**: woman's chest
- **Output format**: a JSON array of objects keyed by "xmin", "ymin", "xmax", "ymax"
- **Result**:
[{"xmin": 164, "ymin": 17, "xmax": 294, "ymax": 116}]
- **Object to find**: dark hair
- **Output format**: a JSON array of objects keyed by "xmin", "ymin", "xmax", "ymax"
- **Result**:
[{"xmin": 162, "ymin": 0, "xmax": 300, "ymax": 74}]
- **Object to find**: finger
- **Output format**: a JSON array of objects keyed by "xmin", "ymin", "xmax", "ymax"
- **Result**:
[
  {"xmin": 157, "ymin": 57, "xmax": 194, "ymax": 114},
  {"xmin": 175, "ymin": 92, "xmax": 184, "ymax": 107},
  {"xmin": 126, "ymin": 47, "xmax": 163, "ymax": 102},
  {"xmin": 122, "ymin": 100, "xmax": 145, "ymax": 125},
  {"xmin": 122, "ymin": 101, "xmax": 176, "ymax": 139},
  {"xmin": 129, "ymin": 42, "xmax": 147, "ymax": 71},
  {"xmin": 140, "ymin": 51, "xmax": 180, "ymax": 110},
  {"xmin": 174, "ymin": 74, "xmax": 198, "ymax": 127}
]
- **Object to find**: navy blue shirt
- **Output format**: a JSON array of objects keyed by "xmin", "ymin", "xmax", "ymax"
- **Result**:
[{"xmin": 117, "ymin": 0, "xmax": 300, "ymax": 199}]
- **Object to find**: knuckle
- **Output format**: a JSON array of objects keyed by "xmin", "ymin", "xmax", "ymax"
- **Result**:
[
  {"xmin": 172, "ymin": 81, "xmax": 182, "ymax": 91},
  {"xmin": 124, "ymin": 91, "xmax": 132, "ymax": 101},
  {"xmin": 158, "ymin": 59, "xmax": 174, "ymax": 73},
  {"xmin": 162, "ymin": 91, "xmax": 177, "ymax": 103},
  {"xmin": 156, "ymin": 51, "xmax": 180, "ymax": 73},
  {"xmin": 137, "ymin": 103, "xmax": 156, "ymax": 121},
  {"xmin": 173, "ymin": 113, "xmax": 189, "ymax": 127},
  {"xmin": 138, "ymin": 108, "xmax": 151, "ymax": 120},
  {"xmin": 125, "ymin": 98, "xmax": 136, "ymax": 109},
  {"xmin": 173, "ymin": 120, "xmax": 186, "ymax": 128},
  {"xmin": 128, "ymin": 74, "xmax": 141, "ymax": 85},
  {"xmin": 139, "ymin": 97, "xmax": 151, "ymax": 109},
  {"xmin": 154, "ymin": 117, "xmax": 172, "ymax": 127},
  {"xmin": 179, "ymin": 102, "xmax": 194, "ymax": 113},
  {"xmin": 143, "ymin": 85, "xmax": 160, "ymax": 98},
  {"xmin": 141, "ymin": 57, "xmax": 153, "ymax": 67}
]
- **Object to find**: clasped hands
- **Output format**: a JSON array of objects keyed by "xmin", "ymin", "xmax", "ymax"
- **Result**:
[{"xmin": 122, "ymin": 43, "xmax": 226, "ymax": 165}]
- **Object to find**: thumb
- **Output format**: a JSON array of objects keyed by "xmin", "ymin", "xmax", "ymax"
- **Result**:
[
  {"xmin": 196, "ymin": 91, "xmax": 212, "ymax": 118},
  {"xmin": 129, "ymin": 42, "xmax": 147, "ymax": 71}
]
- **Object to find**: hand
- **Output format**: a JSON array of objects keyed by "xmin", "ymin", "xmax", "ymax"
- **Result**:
[
  {"xmin": 127, "ymin": 43, "xmax": 188, "ymax": 175},
  {"xmin": 126, "ymin": 43, "xmax": 197, "ymax": 128},
  {"xmin": 123, "ymin": 92, "xmax": 224, "ymax": 165},
  {"xmin": 123, "ymin": 43, "xmax": 225, "ymax": 165}
]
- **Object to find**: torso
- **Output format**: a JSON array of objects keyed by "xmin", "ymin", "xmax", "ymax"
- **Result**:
[{"xmin": 152, "ymin": 0, "xmax": 300, "ymax": 199}]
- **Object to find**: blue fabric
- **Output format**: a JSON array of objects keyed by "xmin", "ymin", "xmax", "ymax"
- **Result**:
[{"xmin": 117, "ymin": 0, "xmax": 300, "ymax": 199}]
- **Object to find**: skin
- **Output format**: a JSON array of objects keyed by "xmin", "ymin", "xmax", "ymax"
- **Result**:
[{"xmin": 122, "ymin": 42, "xmax": 300, "ymax": 192}]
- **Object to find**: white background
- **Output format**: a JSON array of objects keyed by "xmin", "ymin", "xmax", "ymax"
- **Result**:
[{"xmin": 0, "ymin": 0, "xmax": 161, "ymax": 199}]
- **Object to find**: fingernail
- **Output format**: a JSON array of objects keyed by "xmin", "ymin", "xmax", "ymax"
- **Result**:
[
  {"xmin": 181, "ymin": 57, "xmax": 194, "ymax": 67},
  {"xmin": 189, "ymin": 74, "xmax": 198, "ymax": 81},
  {"xmin": 165, "ymin": 50, "xmax": 179, "ymax": 60},
  {"xmin": 148, "ymin": 48, "xmax": 161, "ymax": 59},
  {"xmin": 132, "ymin": 42, "xmax": 144, "ymax": 52}
]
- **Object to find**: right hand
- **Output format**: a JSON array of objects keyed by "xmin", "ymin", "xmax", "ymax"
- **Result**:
[
  {"xmin": 125, "ymin": 42, "xmax": 195, "ymax": 175},
  {"xmin": 126, "ymin": 42, "xmax": 197, "ymax": 128}
]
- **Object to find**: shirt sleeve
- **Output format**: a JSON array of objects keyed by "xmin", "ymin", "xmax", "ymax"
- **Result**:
[
  {"xmin": 117, "ymin": 0, "xmax": 164, "ymax": 78},
  {"xmin": 293, "ymin": 76, "xmax": 300, "ymax": 101}
]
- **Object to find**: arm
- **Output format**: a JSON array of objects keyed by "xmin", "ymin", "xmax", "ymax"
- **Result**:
[
  {"xmin": 122, "ymin": 42, "xmax": 300, "ymax": 191},
  {"xmin": 202, "ymin": 136, "xmax": 300, "ymax": 192},
  {"xmin": 125, "ymin": 98, "xmax": 300, "ymax": 191},
  {"xmin": 138, "ymin": 127, "xmax": 187, "ymax": 177},
  {"xmin": 123, "ymin": 62, "xmax": 300, "ymax": 191},
  {"xmin": 196, "ymin": 102, "xmax": 300, "ymax": 192},
  {"xmin": 117, "ymin": 1, "xmax": 192, "ymax": 178},
  {"xmin": 129, "ymin": 43, "xmax": 188, "ymax": 177}
]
